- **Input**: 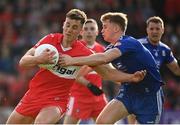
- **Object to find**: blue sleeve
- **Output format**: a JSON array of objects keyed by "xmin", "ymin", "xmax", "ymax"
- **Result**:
[{"xmin": 164, "ymin": 49, "xmax": 175, "ymax": 64}]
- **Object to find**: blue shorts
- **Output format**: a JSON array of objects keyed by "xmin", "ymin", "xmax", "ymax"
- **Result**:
[{"xmin": 115, "ymin": 87, "xmax": 164, "ymax": 124}]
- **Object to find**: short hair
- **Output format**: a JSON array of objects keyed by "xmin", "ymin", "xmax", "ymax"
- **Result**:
[
  {"xmin": 84, "ymin": 18, "xmax": 98, "ymax": 29},
  {"xmin": 66, "ymin": 9, "xmax": 87, "ymax": 25},
  {"xmin": 146, "ymin": 16, "xmax": 164, "ymax": 28},
  {"xmin": 100, "ymin": 12, "xmax": 128, "ymax": 32},
  {"xmin": 85, "ymin": 19, "xmax": 97, "ymax": 25}
]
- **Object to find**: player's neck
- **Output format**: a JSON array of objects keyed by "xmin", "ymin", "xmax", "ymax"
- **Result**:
[
  {"xmin": 111, "ymin": 33, "xmax": 123, "ymax": 45},
  {"xmin": 86, "ymin": 40, "xmax": 95, "ymax": 46},
  {"xmin": 147, "ymin": 38, "xmax": 159, "ymax": 46},
  {"xmin": 62, "ymin": 38, "xmax": 74, "ymax": 48}
]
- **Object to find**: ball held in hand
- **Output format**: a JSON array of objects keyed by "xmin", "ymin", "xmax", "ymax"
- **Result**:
[{"xmin": 35, "ymin": 44, "xmax": 59, "ymax": 69}]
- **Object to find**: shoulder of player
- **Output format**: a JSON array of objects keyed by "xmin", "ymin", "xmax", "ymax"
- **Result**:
[
  {"xmin": 75, "ymin": 40, "xmax": 87, "ymax": 47},
  {"xmin": 74, "ymin": 40, "xmax": 93, "ymax": 53},
  {"xmin": 34, "ymin": 33, "xmax": 63, "ymax": 48},
  {"xmin": 120, "ymin": 35, "xmax": 137, "ymax": 43},
  {"xmin": 41, "ymin": 33, "xmax": 63, "ymax": 42},
  {"xmin": 120, "ymin": 36, "xmax": 142, "ymax": 48},
  {"xmin": 159, "ymin": 41, "xmax": 171, "ymax": 51},
  {"xmin": 137, "ymin": 37, "xmax": 148, "ymax": 44}
]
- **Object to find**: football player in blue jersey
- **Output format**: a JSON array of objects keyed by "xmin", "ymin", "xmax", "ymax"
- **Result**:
[
  {"xmin": 59, "ymin": 12, "xmax": 165, "ymax": 124},
  {"xmin": 59, "ymin": 12, "xmax": 166, "ymax": 124},
  {"xmin": 141, "ymin": 16, "xmax": 180, "ymax": 74},
  {"xmin": 127, "ymin": 16, "xmax": 180, "ymax": 124}
]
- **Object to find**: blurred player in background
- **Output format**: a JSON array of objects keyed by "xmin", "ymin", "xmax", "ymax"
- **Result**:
[
  {"xmin": 127, "ymin": 16, "xmax": 180, "ymax": 124},
  {"xmin": 6, "ymin": 9, "xmax": 146, "ymax": 124},
  {"xmin": 59, "ymin": 12, "xmax": 164, "ymax": 124},
  {"xmin": 63, "ymin": 19, "xmax": 107, "ymax": 124}
]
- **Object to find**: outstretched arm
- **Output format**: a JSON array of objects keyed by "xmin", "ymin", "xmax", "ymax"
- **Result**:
[
  {"xmin": 167, "ymin": 59, "xmax": 180, "ymax": 76},
  {"xmin": 93, "ymin": 64, "xmax": 146, "ymax": 84},
  {"xmin": 59, "ymin": 48, "xmax": 121, "ymax": 66},
  {"xmin": 75, "ymin": 65, "xmax": 103, "ymax": 96}
]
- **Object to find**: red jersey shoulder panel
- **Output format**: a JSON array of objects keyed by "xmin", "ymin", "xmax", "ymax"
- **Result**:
[{"xmin": 34, "ymin": 33, "xmax": 63, "ymax": 48}]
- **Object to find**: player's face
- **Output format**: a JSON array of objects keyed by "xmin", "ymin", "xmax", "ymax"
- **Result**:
[
  {"xmin": 101, "ymin": 20, "xmax": 121, "ymax": 43},
  {"xmin": 146, "ymin": 22, "xmax": 164, "ymax": 43},
  {"xmin": 63, "ymin": 18, "xmax": 83, "ymax": 42},
  {"xmin": 82, "ymin": 22, "xmax": 98, "ymax": 43}
]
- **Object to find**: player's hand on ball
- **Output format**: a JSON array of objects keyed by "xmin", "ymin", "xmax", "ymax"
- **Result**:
[
  {"xmin": 34, "ymin": 44, "xmax": 59, "ymax": 69},
  {"xmin": 37, "ymin": 48, "xmax": 56, "ymax": 64},
  {"xmin": 131, "ymin": 70, "xmax": 147, "ymax": 83}
]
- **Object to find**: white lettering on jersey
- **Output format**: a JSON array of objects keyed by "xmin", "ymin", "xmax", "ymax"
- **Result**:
[
  {"xmin": 162, "ymin": 50, "xmax": 166, "ymax": 57},
  {"xmin": 49, "ymin": 64, "xmax": 80, "ymax": 79}
]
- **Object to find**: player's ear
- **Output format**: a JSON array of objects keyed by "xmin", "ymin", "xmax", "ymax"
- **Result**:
[
  {"xmin": 114, "ymin": 24, "xmax": 121, "ymax": 33},
  {"xmin": 80, "ymin": 29, "xmax": 83, "ymax": 36},
  {"xmin": 62, "ymin": 22, "xmax": 65, "ymax": 29},
  {"xmin": 95, "ymin": 28, "xmax": 99, "ymax": 36},
  {"xmin": 162, "ymin": 27, "xmax": 165, "ymax": 34}
]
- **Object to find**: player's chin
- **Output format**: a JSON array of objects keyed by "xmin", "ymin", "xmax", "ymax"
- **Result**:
[{"xmin": 152, "ymin": 36, "xmax": 160, "ymax": 41}]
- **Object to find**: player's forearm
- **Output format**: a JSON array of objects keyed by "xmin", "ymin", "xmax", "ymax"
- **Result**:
[
  {"xmin": 95, "ymin": 65, "xmax": 133, "ymax": 83},
  {"xmin": 103, "ymin": 70, "xmax": 134, "ymax": 83},
  {"xmin": 174, "ymin": 59, "xmax": 180, "ymax": 76},
  {"xmin": 73, "ymin": 53, "xmax": 109, "ymax": 66},
  {"xmin": 75, "ymin": 76, "xmax": 89, "ymax": 86},
  {"xmin": 167, "ymin": 60, "xmax": 180, "ymax": 76},
  {"xmin": 19, "ymin": 55, "xmax": 40, "ymax": 68}
]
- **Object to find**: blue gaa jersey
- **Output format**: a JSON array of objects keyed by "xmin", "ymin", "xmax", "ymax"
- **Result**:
[
  {"xmin": 106, "ymin": 35, "xmax": 163, "ymax": 94},
  {"xmin": 138, "ymin": 37, "xmax": 175, "ymax": 70}
]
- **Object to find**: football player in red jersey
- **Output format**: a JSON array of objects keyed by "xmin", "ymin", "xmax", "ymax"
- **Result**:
[
  {"xmin": 6, "ymin": 9, "xmax": 91, "ymax": 124},
  {"xmin": 6, "ymin": 9, "xmax": 146, "ymax": 124},
  {"xmin": 63, "ymin": 19, "xmax": 107, "ymax": 124}
]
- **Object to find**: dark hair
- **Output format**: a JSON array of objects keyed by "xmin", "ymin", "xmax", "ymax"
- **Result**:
[
  {"xmin": 66, "ymin": 9, "xmax": 87, "ymax": 25},
  {"xmin": 101, "ymin": 12, "xmax": 128, "ymax": 32},
  {"xmin": 146, "ymin": 16, "xmax": 164, "ymax": 28}
]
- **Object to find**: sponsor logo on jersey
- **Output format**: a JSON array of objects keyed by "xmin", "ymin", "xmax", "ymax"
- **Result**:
[
  {"xmin": 113, "ymin": 62, "xmax": 127, "ymax": 71},
  {"xmin": 49, "ymin": 64, "xmax": 80, "ymax": 79},
  {"xmin": 52, "ymin": 65, "xmax": 76, "ymax": 75}
]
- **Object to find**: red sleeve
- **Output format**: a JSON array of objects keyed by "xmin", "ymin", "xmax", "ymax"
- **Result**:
[
  {"xmin": 79, "ymin": 43, "xmax": 94, "ymax": 56},
  {"xmin": 80, "ymin": 40, "xmax": 87, "ymax": 46},
  {"xmin": 33, "ymin": 34, "xmax": 53, "ymax": 48},
  {"xmin": 93, "ymin": 42, "xmax": 105, "ymax": 53}
]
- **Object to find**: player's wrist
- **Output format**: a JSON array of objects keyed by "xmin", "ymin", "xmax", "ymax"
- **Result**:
[
  {"xmin": 87, "ymin": 82, "xmax": 93, "ymax": 87},
  {"xmin": 87, "ymin": 82, "xmax": 103, "ymax": 96},
  {"xmin": 127, "ymin": 74, "xmax": 134, "ymax": 83},
  {"xmin": 34, "ymin": 56, "xmax": 44, "ymax": 65}
]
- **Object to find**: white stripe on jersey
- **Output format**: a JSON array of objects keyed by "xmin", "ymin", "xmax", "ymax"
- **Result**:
[
  {"xmin": 155, "ymin": 88, "xmax": 163, "ymax": 123},
  {"xmin": 66, "ymin": 96, "xmax": 75, "ymax": 116},
  {"xmin": 138, "ymin": 38, "xmax": 148, "ymax": 44}
]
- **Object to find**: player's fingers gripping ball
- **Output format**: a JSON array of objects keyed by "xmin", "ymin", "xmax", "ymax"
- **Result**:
[{"xmin": 35, "ymin": 44, "xmax": 59, "ymax": 69}]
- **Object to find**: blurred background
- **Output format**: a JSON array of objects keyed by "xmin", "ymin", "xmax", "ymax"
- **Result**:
[{"xmin": 0, "ymin": 0, "xmax": 179, "ymax": 124}]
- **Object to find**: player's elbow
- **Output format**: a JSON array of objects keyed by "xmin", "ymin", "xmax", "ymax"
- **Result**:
[
  {"xmin": 19, "ymin": 57, "xmax": 32, "ymax": 69},
  {"xmin": 19, "ymin": 58, "xmax": 25, "ymax": 67}
]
